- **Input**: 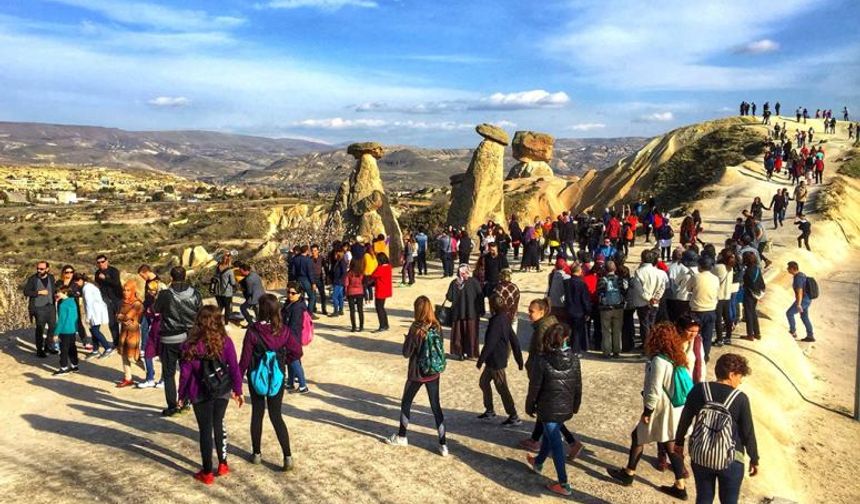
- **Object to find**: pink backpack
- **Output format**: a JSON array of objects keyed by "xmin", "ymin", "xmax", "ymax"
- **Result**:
[{"xmin": 300, "ymin": 310, "xmax": 314, "ymax": 346}]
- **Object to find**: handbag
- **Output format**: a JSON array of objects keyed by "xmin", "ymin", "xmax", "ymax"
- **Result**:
[{"xmin": 435, "ymin": 300, "xmax": 452, "ymax": 327}]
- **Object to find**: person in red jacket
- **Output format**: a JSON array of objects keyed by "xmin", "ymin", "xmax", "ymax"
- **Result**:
[
  {"xmin": 371, "ymin": 253, "xmax": 393, "ymax": 332},
  {"xmin": 605, "ymin": 212, "xmax": 622, "ymax": 247}
]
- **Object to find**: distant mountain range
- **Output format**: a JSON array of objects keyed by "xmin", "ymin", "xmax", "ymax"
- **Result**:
[{"xmin": 0, "ymin": 121, "xmax": 647, "ymax": 190}]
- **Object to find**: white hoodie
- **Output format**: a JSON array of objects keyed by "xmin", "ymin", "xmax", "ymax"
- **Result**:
[{"xmin": 82, "ymin": 282, "xmax": 110, "ymax": 326}]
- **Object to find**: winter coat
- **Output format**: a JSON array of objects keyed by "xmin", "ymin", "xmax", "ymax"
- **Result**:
[
  {"xmin": 153, "ymin": 283, "xmax": 203, "ymax": 338},
  {"xmin": 213, "ymin": 266, "xmax": 237, "ymax": 298},
  {"xmin": 403, "ymin": 321, "xmax": 441, "ymax": 383},
  {"xmin": 525, "ymin": 347, "xmax": 582, "ymax": 423},
  {"xmin": 239, "ymin": 321, "xmax": 302, "ymax": 374},
  {"xmin": 23, "ymin": 273, "xmax": 56, "ymax": 315},
  {"xmin": 371, "ymin": 264, "xmax": 393, "ymax": 299},
  {"xmin": 345, "ymin": 272, "xmax": 365, "ymax": 297},
  {"xmin": 178, "ymin": 337, "xmax": 243, "ymax": 404},
  {"xmin": 564, "ymin": 275, "xmax": 592, "ymax": 318},
  {"xmin": 477, "ymin": 313, "xmax": 523, "ymax": 370},
  {"xmin": 525, "ymin": 314, "xmax": 559, "ymax": 375},
  {"xmin": 281, "ymin": 300, "xmax": 307, "ymax": 347},
  {"xmin": 81, "ymin": 282, "xmax": 110, "ymax": 326},
  {"xmin": 55, "ymin": 297, "xmax": 79, "ymax": 335},
  {"xmin": 635, "ymin": 355, "xmax": 683, "ymax": 444},
  {"xmin": 446, "ymin": 277, "xmax": 483, "ymax": 321}
]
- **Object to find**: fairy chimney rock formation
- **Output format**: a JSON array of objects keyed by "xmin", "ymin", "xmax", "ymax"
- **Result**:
[
  {"xmin": 447, "ymin": 124, "xmax": 508, "ymax": 235},
  {"xmin": 327, "ymin": 142, "xmax": 403, "ymax": 264},
  {"xmin": 506, "ymin": 131, "xmax": 555, "ymax": 179}
]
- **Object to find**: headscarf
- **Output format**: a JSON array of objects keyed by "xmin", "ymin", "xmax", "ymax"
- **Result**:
[
  {"xmin": 123, "ymin": 279, "xmax": 140, "ymax": 304},
  {"xmin": 456, "ymin": 263, "xmax": 471, "ymax": 289},
  {"xmin": 523, "ymin": 226, "xmax": 535, "ymax": 242}
]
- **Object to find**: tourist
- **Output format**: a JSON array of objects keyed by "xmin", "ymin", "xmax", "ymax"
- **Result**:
[
  {"xmin": 94, "ymin": 254, "xmax": 122, "ymax": 347},
  {"xmin": 457, "ymin": 229, "xmax": 473, "ymax": 266},
  {"xmin": 437, "ymin": 230, "xmax": 455, "ymax": 277},
  {"xmin": 23, "ymin": 261, "xmax": 57, "ymax": 358},
  {"xmin": 115, "ymin": 280, "xmax": 143, "ymax": 388},
  {"xmin": 292, "ymin": 246, "xmax": 315, "ymax": 318},
  {"xmin": 136, "ymin": 264, "xmax": 163, "ymax": 387},
  {"xmin": 769, "ymin": 189, "xmax": 789, "ymax": 229},
  {"xmin": 674, "ymin": 353, "xmax": 758, "ymax": 504},
  {"xmin": 749, "ymin": 197, "xmax": 768, "ymax": 222},
  {"xmin": 521, "ymin": 225, "xmax": 541, "ymax": 272},
  {"xmin": 370, "ymin": 253, "xmax": 393, "ymax": 332},
  {"xmin": 237, "ymin": 262, "xmax": 265, "ymax": 326},
  {"xmin": 598, "ymin": 260, "xmax": 627, "ymax": 358},
  {"xmin": 401, "ymin": 236, "xmax": 417, "ymax": 285},
  {"xmin": 446, "ymin": 264, "xmax": 482, "ymax": 360},
  {"xmin": 476, "ymin": 294, "xmax": 524, "ymax": 426},
  {"xmin": 414, "ymin": 228, "xmax": 429, "ymax": 276},
  {"xmin": 310, "ymin": 244, "xmax": 328, "ymax": 316},
  {"xmin": 281, "ymin": 282, "xmax": 310, "ymax": 393},
  {"xmin": 386, "ymin": 296, "xmax": 448, "ymax": 456},
  {"xmin": 212, "ymin": 253, "xmax": 237, "ymax": 323},
  {"xmin": 57, "ymin": 264, "xmax": 87, "ymax": 349},
  {"xmin": 741, "ymin": 252, "xmax": 764, "ymax": 341},
  {"xmin": 689, "ymin": 256, "xmax": 720, "ymax": 361},
  {"xmin": 595, "ymin": 237, "xmax": 617, "ymax": 262},
  {"xmin": 793, "ymin": 180, "xmax": 808, "ymax": 216},
  {"xmin": 564, "ymin": 264, "xmax": 592, "ymax": 355},
  {"xmin": 52, "ymin": 286, "xmax": 80, "ymax": 375},
  {"xmin": 786, "ymin": 261, "xmax": 814, "ymax": 342},
  {"xmin": 629, "ymin": 250, "xmax": 667, "ymax": 349},
  {"xmin": 547, "ymin": 258, "xmax": 571, "ymax": 328},
  {"xmin": 657, "ymin": 215, "xmax": 674, "ymax": 262},
  {"xmin": 345, "ymin": 257, "xmax": 365, "ymax": 332},
  {"xmin": 330, "ymin": 247, "xmax": 347, "ymax": 316},
  {"xmin": 608, "ymin": 322, "xmax": 689, "ymax": 499},
  {"xmin": 178, "ymin": 305, "xmax": 243, "ymax": 485},
  {"xmin": 714, "ymin": 250, "xmax": 736, "ymax": 345},
  {"xmin": 524, "ymin": 323, "xmax": 583, "ymax": 497},
  {"xmin": 510, "ymin": 215, "xmax": 524, "ymax": 260},
  {"xmin": 240, "ymin": 294, "xmax": 302, "ymax": 470},
  {"xmin": 546, "ymin": 219, "xmax": 563, "ymax": 263},
  {"xmin": 795, "ymin": 213, "xmax": 811, "ymax": 251},
  {"xmin": 677, "ymin": 314, "xmax": 705, "ymax": 383},
  {"xmin": 363, "ymin": 244, "xmax": 378, "ymax": 308},
  {"xmin": 492, "ymin": 268, "xmax": 520, "ymax": 331},
  {"xmin": 74, "ymin": 273, "xmax": 113, "ymax": 358},
  {"xmin": 667, "ymin": 249, "xmax": 696, "ymax": 323},
  {"xmin": 154, "ymin": 266, "xmax": 203, "ymax": 417},
  {"xmin": 482, "ymin": 242, "xmax": 509, "ymax": 299}
]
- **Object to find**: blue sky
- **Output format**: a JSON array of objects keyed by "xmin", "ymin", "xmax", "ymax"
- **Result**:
[{"xmin": 0, "ymin": 0, "xmax": 857, "ymax": 146}]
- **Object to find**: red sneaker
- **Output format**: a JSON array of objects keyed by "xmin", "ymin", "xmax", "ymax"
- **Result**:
[
  {"xmin": 115, "ymin": 379, "xmax": 134, "ymax": 388},
  {"xmin": 193, "ymin": 471, "xmax": 214, "ymax": 485},
  {"xmin": 216, "ymin": 462, "xmax": 229, "ymax": 477}
]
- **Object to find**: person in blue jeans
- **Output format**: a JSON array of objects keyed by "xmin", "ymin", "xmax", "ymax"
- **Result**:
[
  {"xmin": 330, "ymin": 248, "xmax": 347, "ymax": 317},
  {"xmin": 281, "ymin": 281, "xmax": 309, "ymax": 394},
  {"xmin": 524, "ymin": 323, "xmax": 582, "ymax": 497},
  {"xmin": 786, "ymin": 261, "xmax": 814, "ymax": 342},
  {"xmin": 674, "ymin": 353, "xmax": 759, "ymax": 504}
]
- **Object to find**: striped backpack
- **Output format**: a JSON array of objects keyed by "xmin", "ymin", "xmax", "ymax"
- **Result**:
[{"xmin": 689, "ymin": 383, "xmax": 741, "ymax": 471}]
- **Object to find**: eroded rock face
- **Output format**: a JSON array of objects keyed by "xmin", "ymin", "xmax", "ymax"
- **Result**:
[
  {"xmin": 180, "ymin": 245, "xmax": 214, "ymax": 270},
  {"xmin": 447, "ymin": 126, "xmax": 507, "ymax": 235},
  {"xmin": 327, "ymin": 142, "xmax": 403, "ymax": 265},
  {"xmin": 506, "ymin": 161, "xmax": 554, "ymax": 179},
  {"xmin": 512, "ymin": 131, "xmax": 554, "ymax": 162}
]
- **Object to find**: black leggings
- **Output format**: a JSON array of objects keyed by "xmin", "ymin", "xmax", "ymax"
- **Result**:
[
  {"xmin": 192, "ymin": 398, "xmax": 229, "ymax": 473},
  {"xmin": 398, "ymin": 379, "xmax": 446, "ymax": 444},
  {"xmin": 216, "ymin": 296, "xmax": 232, "ymax": 321},
  {"xmin": 798, "ymin": 233, "xmax": 810, "ymax": 251},
  {"xmin": 58, "ymin": 333, "xmax": 78, "ymax": 368},
  {"xmin": 531, "ymin": 421, "xmax": 577, "ymax": 444},
  {"xmin": 375, "ymin": 298, "xmax": 389, "ymax": 329},
  {"xmin": 250, "ymin": 386, "xmax": 291, "ymax": 458},
  {"xmin": 348, "ymin": 295, "xmax": 364, "ymax": 330},
  {"xmin": 627, "ymin": 429, "xmax": 685, "ymax": 480}
]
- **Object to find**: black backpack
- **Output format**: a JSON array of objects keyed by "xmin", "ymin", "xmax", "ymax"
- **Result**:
[
  {"xmin": 805, "ymin": 277, "xmax": 819, "ymax": 300},
  {"xmin": 200, "ymin": 357, "xmax": 234, "ymax": 400}
]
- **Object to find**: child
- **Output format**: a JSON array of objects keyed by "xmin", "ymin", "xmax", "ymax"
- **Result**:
[
  {"xmin": 53, "ymin": 286, "xmax": 80, "ymax": 375},
  {"xmin": 178, "ymin": 306, "xmax": 244, "ymax": 485}
]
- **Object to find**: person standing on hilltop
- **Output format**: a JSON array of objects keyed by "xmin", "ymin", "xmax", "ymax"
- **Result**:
[
  {"xmin": 844, "ymin": 106, "xmax": 849, "ymax": 121},
  {"xmin": 446, "ymin": 264, "xmax": 483, "ymax": 360},
  {"xmin": 414, "ymin": 228, "xmax": 429, "ymax": 276},
  {"xmin": 750, "ymin": 102, "xmax": 756, "ymax": 116},
  {"xmin": 23, "ymin": 261, "xmax": 57, "ymax": 358},
  {"xmin": 477, "ymin": 293, "xmax": 524, "ymax": 426},
  {"xmin": 74, "ymin": 273, "xmax": 113, "ymax": 358},
  {"xmin": 482, "ymin": 242, "xmax": 509, "ymax": 300},
  {"xmin": 509, "ymin": 215, "xmax": 523, "ymax": 261},
  {"xmin": 786, "ymin": 261, "xmax": 815, "ymax": 342},
  {"xmin": 52, "ymin": 286, "xmax": 80, "ymax": 375},
  {"xmin": 310, "ymin": 244, "xmax": 329, "ymax": 317},
  {"xmin": 345, "ymin": 258, "xmax": 365, "ymax": 332},
  {"xmin": 292, "ymin": 246, "xmax": 314, "ymax": 320},
  {"xmin": 115, "ymin": 280, "xmax": 143, "ymax": 388},
  {"xmin": 370, "ymin": 253, "xmax": 393, "ymax": 332},
  {"xmin": 154, "ymin": 266, "xmax": 203, "ymax": 417},
  {"xmin": 689, "ymin": 256, "xmax": 719, "ymax": 360},
  {"xmin": 437, "ymin": 230, "xmax": 454, "ymax": 278},
  {"xmin": 137, "ymin": 264, "xmax": 163, "ymax": 388},
  {"xmin": 94, "ymin": 254, "xmax": 122, "ymax": 347},
  {"xmin": 211, "ymin": 253, "xmax": 237, "ymax": 323},
  {"xmin": 457, "ymin": 229, "xmax": 473, "ymax": 267},
  {"xmin": 795, "ymin": 213, "xmax": 812, "ymax": 251},
  {"xmin": 775, "ymin": 101, "xmax": 781, "ymax": 116}
]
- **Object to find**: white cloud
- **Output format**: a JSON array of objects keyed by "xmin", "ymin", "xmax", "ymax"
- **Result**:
[
  {"xmin": 735, "ymin": 39, "xmax": 780, "ymax": 54},
  {"xmin": 634, "ymin": 112, "xmax": 673, "ymax": 123},
  {"xmin": 147, "ymin": 96, "xmax": 191, "ymax": 108},
  {"xmin": 470, "ymin": 90, "xmax": 570, "ymax": 110},
  {"xmin": 354, "ymin": 101, "xmax": 464, "ymax": 114},
  {"xmin": 495, "ymin": 120, "xmax": 517, "ymax": 128},
  {"xmin": 293, "ymin": 118, "xmax": 475, "ymax": 131},
  {"xmin": 261, "ymin": 0, "xmax": 378, "ymax": 10},
  {"xmin": 48, "ymin": 0, "xmax": 245, "ymax": 31},
  {"xmin": 567, "ymin": 123, "xmax": 606, "ymax": 131},
  {"xmin": 399, "ymin": 54, "xmax": 498, "ymax": 64}
]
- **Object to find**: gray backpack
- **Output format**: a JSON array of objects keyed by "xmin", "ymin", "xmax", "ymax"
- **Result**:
[{"xmin": 689, "ymin": 383, "xmax": 741, "ymax": 471}]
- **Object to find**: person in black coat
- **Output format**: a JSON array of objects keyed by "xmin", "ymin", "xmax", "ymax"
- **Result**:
[
  {"xmin": 23, "ymin": 261, "xmax": 57, "ymax": 357},
  {"xmin": 457, "ymin": 231, "xmax": 473, "ymax": 266},
  {"xmin": 482, "ymin": 243, "xmax": 509, "ymax": 297},
  {"xmin": 476, "ymin": 294, "xmax": 524, "ymax": 425},
  {"xmin": 524, "ymin": 323, "xmax": 583, "ymax": 496},
  {"xmin": 509, "ymin": 216, "xmax": 523, "ymax": 260},
  {"xmin": 445, "ymin": 265, "xmax": 483, "ymax": 360},
  {"xmin": 94, "ymin": 254, "xmax": 122, "ymax": 346},
  {"xmin": 564, "ymin": 264, "xmax": 592, "ymax": 355}
]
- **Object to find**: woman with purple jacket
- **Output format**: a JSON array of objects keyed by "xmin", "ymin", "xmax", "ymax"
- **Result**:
[{"xmin": 178, "ymin": 306, "xmax": 244, "ymax": 485}]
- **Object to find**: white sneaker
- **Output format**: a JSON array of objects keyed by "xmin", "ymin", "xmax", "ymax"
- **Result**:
[
  {"xmin": 154, "ymin": 380, "xmax": 164, "ymax": 389},
  {"xmin": 135, "ymin": 380, "xmax": 157, "ymax": 389},
  {"xmin": 386, "ymin": 434, "xmax": 408, "ymax": 446},
  {"xmin": 438, "ymin": 444, "xmax": 449, "ymax": 457}
]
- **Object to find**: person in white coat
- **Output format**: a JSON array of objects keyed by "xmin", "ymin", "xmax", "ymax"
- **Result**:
[
  {"xmin": 608, "ymin": 321, "xmax": 690, "ymax": 500},
  {"xmin": 74, "ymin": 273, "xmax": 114, "ymax": 358}
]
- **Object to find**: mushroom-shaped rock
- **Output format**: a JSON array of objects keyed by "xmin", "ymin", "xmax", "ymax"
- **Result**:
[
  {"xmin": 512, "ymin": 131, "xmax": 554, "ymax": 162},
  {"xmin": 347, "ymin": 142, "xmax": 385, "ymax": 159},
  {"xmin": 475, "ymin": 123, "xmax": 510, "ymax": 146}
]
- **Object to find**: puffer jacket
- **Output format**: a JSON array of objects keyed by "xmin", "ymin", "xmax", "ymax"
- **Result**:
[
  {"xmin": 153, "ymin": 283, "xmax": 203, "ymax": 337},
  {"xmin": 525, "ymin": 347, "xmax": 582, "ymax": 423},
  {"xmin": 525, "ymin": 314, "xmax": 558, "ymax": 376}
]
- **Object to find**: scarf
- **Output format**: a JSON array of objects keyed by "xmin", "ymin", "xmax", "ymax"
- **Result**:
[{"xmin": 456, "ymin": 264, "xmax": 471, "ymax": 290}]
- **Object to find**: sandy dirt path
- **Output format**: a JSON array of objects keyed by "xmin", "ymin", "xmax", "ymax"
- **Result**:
[{"xmin": 1, "ymin": 118, "xmax": 858, "ymax": 504}]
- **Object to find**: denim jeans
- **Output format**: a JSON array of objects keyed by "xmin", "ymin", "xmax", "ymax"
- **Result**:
[
  {"xmin": 140, "ymin": 315, "xmax": 155, "ymax": 382},
  {"xmin": 535, "ymin": 422, "xmax": 568, "ymax": 484},
  {"xmin": 240, "ymin": 301, "xmax": 257, "ymax": 325},
  {"xmin": 89, "ymin": 324, "xmax": 112, "ymax": 352},
  {"xmin": 332, "ymin": 285, "xmax": 345, "ymax": 313},
  {"xmin": 692, "ymin": 310, "xmax": 716, "ymax": 360},
  {"xmin": 287, "ymin": 359, "xmax": 307, "ymax": 389},
  {"xmin": 786, "ymin": 298, "xmax": 813, "ymax": 338},
  {"xmin": 299, "ymin": 278, "xmax": 315, "ymax": 313},
  {"xmin": 692, "ymin": 461, "xmax": 744, "ymax": 504}
]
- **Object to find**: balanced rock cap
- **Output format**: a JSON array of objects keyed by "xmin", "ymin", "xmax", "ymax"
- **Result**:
[
  {"xmin": 347, "ymin": 142, "xmax": 385, "ymax": 159},
  {"xmin": 475, "ymin": 123, "xmax": 510, "ymax": 146},
  {"xmin": 512, "ymin": 131, "xmax": 554, "ymax": 162}
]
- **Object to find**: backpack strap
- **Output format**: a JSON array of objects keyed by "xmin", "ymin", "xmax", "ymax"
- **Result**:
[
  {"xmin": 703, "ymin": 382, "xmax": 713, "ymax": 402},
  {"xmin": 723, "ymin": 387, "xmax": 742, "ymax": 410}
]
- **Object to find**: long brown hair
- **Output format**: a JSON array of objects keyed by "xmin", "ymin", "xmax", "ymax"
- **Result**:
[
  {"xmin": 644, "ymin": 322, "xmax": 687, "ymax": 367},
  {"xmin": 413, "ymin": 295, "xmax": 440, "ymax": 337},
  {"xmin": 257, "ymin": 293, "xmax": 283, "ymax": 335},
  {"xmin": 184, "ymin": 305, "xmax": 227, "ymax": 361}
]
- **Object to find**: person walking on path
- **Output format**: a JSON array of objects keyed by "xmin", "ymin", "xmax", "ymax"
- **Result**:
[
  {"xmin": 677, "ymin": 314, "xmax": 705, "ymax": 384},
  {"xmin": 154, "ymin": 266, "xmax": 203, "ymax": 417},
  {"xmin": 345, "ymin": 258, "xmax": 365, "ymax": 332},
  {"xmin": 240, "ymin": 294, "xmax": 302, "ymax": 471},
  {"xmin": 608, "ymin": 322, "xmax": 690, "ymax": 499},
  {"xmin": 414, "ymin": 228, "xmax": 429, "ymax": 276},
  {"xmin": 689, "ymin": 255, "xmax": 719, "ymax": 361},
  {"xmin": 795, "ymin": 213, "xmax": 812, "ymax": 251},
  {"xmin": 238, "ymin": 262, "xmax": 265, "ymax": 326},
  {"xmin": 564, "ymin": 264, "xmax": 592, "ymax": 355},
  {"xmin": 667, "ymin": 249, "xmax": 696, "ymax": 323},
  {"xmin": 115, "ymin": 280, "xmax": 143, "ymax": 388},
  {"xmin": 477, "ymin": 294, "xmax": 524, "ymax": 426},
  {"xmin": 493, "ymin": 268, "xmax": 520, "ymax": 330},
  {"xmin": 446, "ymin": 264, "xmax": 483, "ymax": 360},
  {"xmin": 23, "ymin": 261, "xmax": 57, "ymax": 358},
  {"xmin": 178, "ymin": 305, "xmax": 244, "ymax": 485},
  {"xmin": 769, "ymin": 189, "xmax": 789, "ymax": 229},
  {"xmin": 370, "ymin": 253, "xmax": 393, "ymax": 332},
  {"xmin": 793, "ymin": 180, "xmax": 808, "ymax": 216},
  {"xmin": 281, "ymin": 282, "xmax": 311, "ymax": 394},
  {"xmin": 524, "ymin": 323, "xmax": 583, "ymax": 497},
  {"xmin": 714, "ymin": 251, "xmax": 736, "ymax": 346},
  {"xmin": 212, "ymin": 253, "xmax": 237, "ymax": 323},
  {"xmin": 94, "ymin": 255, "xmax": 122, "ymax": 347},
  {"xmin": 674, "ymin": 353, "xmax": 758, "ymax": 504},
  {"xmin": 741, "ymin": 253, "xmax": 765, "ymax": 341},
  {"xmin": 52, "ymin": 286, "xmax": 80, "ymax": 375},
  {"xmin": 75, "ymin": 273, "xmax": 113, "ymax": 358},
  {"xmin": 786, "ymin": 261, "xmax": 814, "ymax": 342},
  {"xmin": 386, "ymin": 296, "xmax": 448, "ymax": 456},
  {"xmin": 598, "ymin": 260, "xmax": 627, "ymax": 357}
]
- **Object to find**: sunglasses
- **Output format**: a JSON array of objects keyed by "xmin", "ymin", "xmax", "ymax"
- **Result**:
[
  {"xmin": 63, "ymin": 270, "xmax": 73, "ymax": 274},
  {"xmin": 96, "ymin": 260, "xmax": 107, "ymax": 264},
  {"xmin": 37, "ymin": 268, "xmax": 47, "ymax": 272},
  {"xmin": 288, "ymin": 290, "xmax": 299, "ymax": 295}
]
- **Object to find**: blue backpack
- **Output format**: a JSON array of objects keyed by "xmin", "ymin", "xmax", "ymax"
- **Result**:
[
  {"xmin": 249, "ymin": 335, "xmax": 285, "ymax": 397},
  {"xmin": 657, "ymin": 354, "xmax": 694, "ymax": 407}
]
